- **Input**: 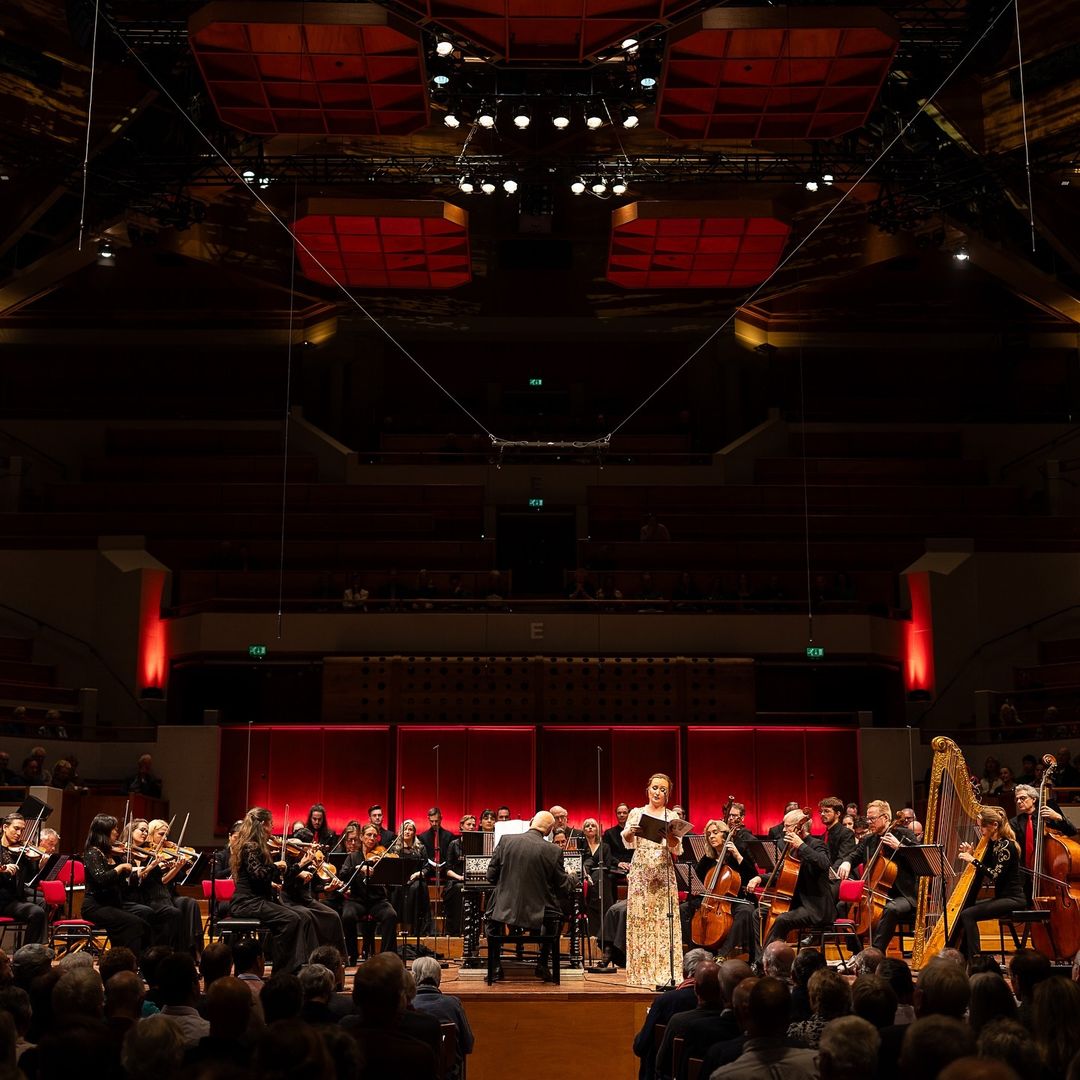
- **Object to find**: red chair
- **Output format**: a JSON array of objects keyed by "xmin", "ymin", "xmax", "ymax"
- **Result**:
[
  {"xmin": 40, "ymin": 876, "xmax": 106, "ymax": 956},
  {"xmin": 200, "ymin": 878, "xmax": 267, "ymax": 948}
]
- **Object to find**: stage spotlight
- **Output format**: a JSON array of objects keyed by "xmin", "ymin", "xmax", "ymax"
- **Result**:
[
  {"xmin": 585, "ymin": 100, "xmax": 605, "ymax": 129},
  {"xmin": 621, "ymin": 36, "xmax": 639, "ymax": 52},
  {"xmin": 805, "ymin": 179, "xmax": 819, "ymax": 192},
  {"xmin": 591, "ymin": 178, "xmax": 607, "ymax": 194},
  {"xmin": 620, "ymin": 106, "xmax": 640, "ymax": 130},
  {"xmin": 481, "ymin": 178, "xmax": 497, "ymax": 194},
  {"xmin": 953, "ymin": 248, "xmax": 970, "ymax": 263},
  {"xmin": 477, "ymin": 101, "xmax": 496, "ymax": 128},
  {"xmin": 512, "ymin": 103, "xmax": 532, "ymax": 129},
  {"xmin": 502, "ymin": 179, "xmax": 519, "ymax": 194},
  {"xmin": 612, "ymin": 176, "xmax": 628, "ymax": 195},
  {"xmin": 552, "ymin": 108, "xmax": 571, "ymax": 130},
  {"xmin": 434, "ymin": 35, "xmax": 455, "ymax": 57},
  {"xmin": 241, "ymin": 169, "xmax": 255, "ymax": 182},
  {"xmin": 458, "ymin": 176, "xmax": 475, "ymax": 194},
  {"xmin": 258, "ymin": 176, "xmax": 271, "ymax": 189},
  {"xmin": 571, "ymin": 178, "xmax": 586, "ymax": 195},
  {"xmin": 640, "ymin": 75, "xmax": 657, "ymax": 89},
  {"xmin": 822, "ymin": 173, "xmax": 834, "ymax": 185},
  {"xmin": 443, "ymin": 110, "xmax": 461, "ymax": 129},
  {"xmin": 96, "ymin": 239, "xmax": 115, "ymax": 266}
]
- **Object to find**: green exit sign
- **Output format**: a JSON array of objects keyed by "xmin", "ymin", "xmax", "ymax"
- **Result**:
[
  {"xmin": 528, "ymin": 498, "xmax": 544, "ymax": 508},
  {"xmin": 248, "ymin": 644, "xmax": 267, "ymax": 659},
  {"xmin": 806, "ymin": 646, "xmax": 825, "ymax": 659},
  {"xmin": 528, "ymin": 377, "xmax": 543, "ymax": 387}
]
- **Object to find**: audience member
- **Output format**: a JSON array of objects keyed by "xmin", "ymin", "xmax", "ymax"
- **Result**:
[
  {"xmin": 787, "ymin": 967, "xmax": 851, "ymax": 1048},
  {"xmin": 187, "ymin": 976, "xmax": 255, "ymax": 1069},
  {"xmin": 260, "ymin": 972, "xmax": 303, "ymax": 1025},
  {"xmin": 1009, "ymin": 949, "xmax": 1052, "ymax": 1029},
  {"xmin": 789, "ymin": 948, "xmax": 827, "ymax": 1022},
  {"xmin": 655, "ymin": 958, "xmax": 739, "ymax": 1080},
  {"xmin": 633, "ymin": 947, "xmax": 709, "ymax": 1080},
  {"xmin": 410, "ymin": 956, "xmax": 473, "ymax": 1080},
  {"xmin": 103, "ymin": 970, "xmax": 145, "ymax": 1043},
  {"xmin": 900, "ymin": 1016, "xmax": 977, "ymax": 1079},
  {"xmin": 851, "ymin": 973, "xmax": 898, "ymax": 1031},
  {"xmin": 968, "ymin": 972, "xmax": 1018, "ymax": 1035},
  {"xmin": 977, "ymin": 1019, "xmax": 1041, "ymax": 1080},
  {"xmin": 120, "ymin": 1013, "xmax": 185, "ymax": 1080},
  {"xmin": 298, "ymin": 964, "xmax": 338, "ymax": 1026},
  {"xmin": 156, "ymin": 952, "xmax": 209, "ymax": 1047},
  {"xmin": 819, "ymin": 1015, "xmax": 881, "ymax": 1080},
  {"xmin": 1032, "ymin": 977, "xmax": 1080, "ymax": 1077},
  {"xmin": 125, "ymin": 754, "xmax": 162, "ymax": 798}
]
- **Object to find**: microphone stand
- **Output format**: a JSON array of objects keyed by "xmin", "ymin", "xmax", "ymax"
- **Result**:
[
  {"xmin": 657, "ymin": 805, "xmax": 678, "ymax": 992},
  {"xmin": 587, "ymin": 745, "xmax": 615, "ymax": 974},
  {"xmin": 430, "ymin": 749, "xmax": 449, "ymax": 967}
]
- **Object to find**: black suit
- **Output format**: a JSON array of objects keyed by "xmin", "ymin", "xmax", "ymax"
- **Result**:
[
  {"xmin": 603, "ymin": 825, "xmax": 633, "ymax": 870},
  {"xmin": 656, "ymin": 1005, "xmax": 741, "ymax": 1080},
  {"xmin": 846, "ymin": 826, "xmax": 918, "ymax": 951},
  {"xmin": 633, "ymin": 983, "xmax": 696, "ymax": 1080},
  {"xmin": 486, "ymin": 828, "xmax": 571, "ymax": 969},
  {"xmin": 763, "ymin": 835, "xmax": 833, "ymax": 943},
  {"xmin": 1010, "ymin": 805, "xmax": 1076, "ymax": 900},
  {"xmin": 418, "ymin": 826, "xmax": 455, "ymax": 876},
  {"xmin": 730, "ymin": 826, "xmax": 759, "ymax": 863}
]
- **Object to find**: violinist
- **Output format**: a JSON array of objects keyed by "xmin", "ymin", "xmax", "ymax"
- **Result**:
[
  {"xmin": 762, "ymin": 808, "xmax": 833, "ymax": 947},
  {"xmin": 121, "ymin": 819, "xmax": 184, "ymax": 951},
  {"xmin": 279, "ymin": 827, "xmax": 348, "ymax": 955},
  {"xmin": 230, "ymin": 807, "xmax": 318, "ymax": 974},
  {"xmin": 956, "ymin": 806, "xmax": 1025, "ymax": 959},
  {"xmin": 836, "ymin": 799, "xmax": 918, "ymax": 952},
  {"xmin": 339, "ymin": 823, "xmax": 399, "ymax": 958},
  {"xmin": 147, "ymin": 818, "xmax": 204, "ymax": 956},
  {"xmin": 81, "ymin": 812, "xmax": 151, "ymax": 952},
  {"xmin": 1011, "ymin": 783, "xmax": 1077, "ymax": 902},
  {"xmin": 0, "ymin": 813, "xmax": 46, "ymax": 943}
]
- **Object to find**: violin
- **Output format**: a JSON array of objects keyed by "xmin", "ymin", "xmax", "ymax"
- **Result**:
[
  {"xmin": 269, "ymin": 836, "xmax": 323, "ymax": 858},
  {"xmin": 8, "ymin": 844, "xmax": 45, "ymax": 860}
]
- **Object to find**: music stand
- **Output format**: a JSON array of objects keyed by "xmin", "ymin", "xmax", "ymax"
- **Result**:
[
  {"xmin": 745, "ymin": 840, "xmax": 777, "ymax": 876},
  {"xmin": 369, "ymin": 856, "xmax": 425, "ymax": 956},
  {"xmin": 895, "ymin": 844, "xmax": 954, "ymax": 943},
  {"xmin": 17, "ymin": 795, "xmax": 53, "ymax": 823}
]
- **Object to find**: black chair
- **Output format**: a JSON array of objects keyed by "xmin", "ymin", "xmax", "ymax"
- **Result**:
[{"xmin": 486, "ymin": 925, "xmax": 561, "ymax": 985}]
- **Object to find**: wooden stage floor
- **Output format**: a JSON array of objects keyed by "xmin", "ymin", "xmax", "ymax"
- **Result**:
[{"xmin": 439, "ymin": 965, "xmax": 655, "ymax": 1080}]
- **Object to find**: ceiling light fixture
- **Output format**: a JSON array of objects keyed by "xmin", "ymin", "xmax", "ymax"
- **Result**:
[
  {"xmin": 444, "ymin": 110, "xmax": 461, "ymax": 129},
  {"xmin": 640, "ymin": 75, "xmax": 657, "ymax": 89},
  {"xmin": 571, "ymin": 178, "xmax": 586, "ymax": 195},
  {"xmin": 805, "ymin": 179, "xmax": 819, "ymax": 192},
  {"xmin": 591, "ymin": 178, "xmax": 607, "ymax": 194},
  {"xmin": 620, "ymin": 106, "xmax": 640, "ymax": 130},
  {"xmin": 458, "ymin": 176, "xmax": 475, "ymax": 194},
  {"xmin": 585, "ymin": 100, "xmax": 605, "ymax": 130},
  {"xmin": 512, "ymin": 103, "xmax": 532, "ymax": 130},
  {"xmin": 621, "ymin": 37, "xmax": 639, "ymax": 52},
  {"xmin": 502, "ymin": 179, "xmax": 519, "ymax": 194},
  {"xmin": 552, "ymin": 109, "xmax": 571, "ymax": 130},
  {"xmin": 612, "ymin": 176, "xmax": 628, "ymax": 195},
  {"xmin": 953, "ymin": 248, "xmax": 970, "ymax": 262},
  {"xmin": 477, "ymin": 102, "xmax": 496, "ymax": 128},
  {"xmin": 822, "ymin": 173, "xmax": 835, "ymax": 185},
  {"xmin": 96, "ymin": 239, "xmax": 115, "ymax": 266},
  {"xmin": 434, "ymin": 36, "xmax": 455, "ymax": 57},
  {"xmin": 481, "ymin": 178, "xmax": 497, "ymax": 194}
]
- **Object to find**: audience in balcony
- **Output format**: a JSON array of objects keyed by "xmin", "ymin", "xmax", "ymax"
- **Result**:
[
  {"xmin": 568, "ymin": 569, "xmax": 595, "ymax": 602},
  {"xmin": 342, "ymin": 576, "xmax": 368, "ymax": 612},
  {"xmin": 125, "ymin": 754, "xmax": 163, "ymax": 799},
  {"xmin": 640, "ymin": 513, "xmax": 671, "ymax": 542},
  {"xmin": 0, "ymin": 752, "xmax": 20, "ymax": 785}
]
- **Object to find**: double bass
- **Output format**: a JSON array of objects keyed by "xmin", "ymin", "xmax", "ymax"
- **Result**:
[
  {"xmin": 691, "ymin": 796, "xmax": 742, "ymax": 949},
  {"xmin": 1029, "ymin": 755, "xmax": 1080, "ymax": 960},
  {"xmin": 758, "ymin": 807, "xmax": 812, "ymax": 944}
]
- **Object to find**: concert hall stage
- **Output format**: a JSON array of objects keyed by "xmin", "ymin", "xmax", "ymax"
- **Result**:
[{"xmin": 442, "ymin": 967, "xmax": 654, "ymax": 1080}]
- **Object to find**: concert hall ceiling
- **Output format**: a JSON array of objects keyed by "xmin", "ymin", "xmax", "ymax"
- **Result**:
[{"xmin": 0, "ymin": 0, "xmax": 1078, "ymax": 334}]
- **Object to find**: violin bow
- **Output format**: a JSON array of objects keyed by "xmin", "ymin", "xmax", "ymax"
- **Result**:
[{"xmin": 12, "ymin": 802, "xmax": 48, "ymax": 871}]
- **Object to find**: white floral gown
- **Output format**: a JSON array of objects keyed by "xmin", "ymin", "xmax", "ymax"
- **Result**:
[{"xmin": 623, "ymin": 805, "xmax": 683, "ymax": 988}]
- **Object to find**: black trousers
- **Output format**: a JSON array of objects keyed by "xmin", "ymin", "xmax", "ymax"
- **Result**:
[
  {"xmin": 871, "ymin": 897, "xmax": 915, "ymax": 952},
  {"xmin": 765, "ymin": 905, "xmax": 831, "ymax": 945},
  {"xmin": 82, "ymin": 897, "xmax": 150, "ymax": 953},
  {"xmin": 348, "ymin": 896, "xmax": 398, "ymax": 956},
  {"xmin": 284, "ymin": 895, "xmax": 348, "ymax": 956},
  {"xmin": 0, "ymin": 898, "xmax": 46, "ymax": 944},
  {"xmin": 230, "ymin": 894, "xmax": 319, "ymax": 973},
  {"xmin": 960, "ymin": 895, "xmax": 1025, "ymax": 956}
]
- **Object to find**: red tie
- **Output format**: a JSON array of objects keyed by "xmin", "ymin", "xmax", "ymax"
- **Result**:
[{"xmin": 1025, "ymin": 814, "xmax": 1034, "ymax": 869}]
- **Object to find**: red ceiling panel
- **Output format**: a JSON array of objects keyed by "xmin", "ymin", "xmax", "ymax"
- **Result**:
[
  {"xmin": 608, "ymin": 201, "xmax": 791, "ymax": 289},
  {"xmin": 189, "ymin": 2, "xmax": 428, "ymax": 136},
  {"xmin": 294, "ymin": 198, "xmax": 471, "ymax": 290},
  {"xmin": 396, "ymin": 0, "xmax": 697, "ymax": 61},
  {"xmin": 657, "ymin": 7, "xmax": 899, "ymax": 141}
]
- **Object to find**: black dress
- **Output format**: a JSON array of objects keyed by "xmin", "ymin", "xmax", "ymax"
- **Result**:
[
  {"xmin": 131, "ymin": 860, "xmax": 202, "ymax": 954},
  {"xmin": 0, "ymin": 844, "xmax": 46, "ymax": 943},
  {"xmin": 280, "ymin": 856, "xmax": 348, "ymax": 955},
  {"xmin": 230, "ymin": 841, "xmax": 318, "ymax": 973},
  {"xmin": 82, "ymin": 846, "xmax": 151, "ymax": 952},
  {"xmin": 689, "ymin": 854, "xmax": 759, "ymax": 961},
  {"xmin": 959, "ymin": 837, "xmax": 1026, "ymax": 956}
]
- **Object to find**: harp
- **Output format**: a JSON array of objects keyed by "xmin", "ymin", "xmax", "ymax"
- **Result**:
[{"xmin": 912, "ymin": 736, "xmax": 986, "ymax": 966}]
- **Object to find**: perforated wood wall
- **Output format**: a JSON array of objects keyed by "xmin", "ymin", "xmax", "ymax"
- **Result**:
[{"xmin": 322, "ymin": 654, "xmax": 755, "ymax": 724}]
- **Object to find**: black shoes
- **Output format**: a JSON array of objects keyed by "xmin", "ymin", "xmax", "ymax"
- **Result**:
[{"xmin": 535, "ymin": 965, "xmax": 553, "ymax": 983}]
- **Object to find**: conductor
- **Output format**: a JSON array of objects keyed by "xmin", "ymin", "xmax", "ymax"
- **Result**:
[{"xmin": 486, "ymin": 811, "xmax": 572, "ymax": 982}]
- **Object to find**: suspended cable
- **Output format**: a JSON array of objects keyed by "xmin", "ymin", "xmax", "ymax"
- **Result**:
[
  {"xmin": 1012, "ymin": 0, "xmax": 1037, "ymax": 252},
  {"xmin": 77, "ymin": 0, "xmax": 102, "ymax": 251}
]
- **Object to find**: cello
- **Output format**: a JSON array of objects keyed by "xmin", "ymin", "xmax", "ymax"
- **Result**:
[
  {"xmin": 758, "ymin": 807, "xmax": 812, "ymax": 944},
  {"xmin": 1029, "ymin": 755, "xmax": 1080, "ymax": 961},
  {"xmin": 691, "ymin": 797, "xmax": 743, "ymax": 949},
  {"xmin": 849, "ymin": 811, "xmax": 905, "ymax": 940}
]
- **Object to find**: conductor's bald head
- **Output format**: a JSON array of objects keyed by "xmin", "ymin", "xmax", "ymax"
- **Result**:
[{"xmin": 530, "ymin": 811, "xmax": 555, "ymax": 835}]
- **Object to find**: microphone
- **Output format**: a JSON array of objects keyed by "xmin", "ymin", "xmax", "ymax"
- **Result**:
[
  {"xmin": 433, "ymin": 744, "xmax": 440, "ymax": 751},
  {"xmin": 597, "ymin": 745, "xmax": 603, "ymax": 752}
]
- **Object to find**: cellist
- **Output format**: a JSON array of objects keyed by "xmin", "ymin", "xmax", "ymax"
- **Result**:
[
  {"xmin": 761, "ymin": 808, "xmax": 833, "ymax": 946},
  {"xmin": 1010, "ymin": 783, "xmax": 1076, "ymax": 903},
  {"xmin": 819, "ymin": 797, "xmax": 856, "ymax": 915},
  {"xmin": 836, "ymin": 799, "xmax": 918, "ymax": 952}
]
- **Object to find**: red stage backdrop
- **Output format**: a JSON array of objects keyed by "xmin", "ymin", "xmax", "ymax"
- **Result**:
[
  {"xmin": 687, "ymin": 726, "xmax": 860, "ymax": 834},
  {"xmin": 217, "ymin": 724, "xmax": 859, "ymax": 837}
]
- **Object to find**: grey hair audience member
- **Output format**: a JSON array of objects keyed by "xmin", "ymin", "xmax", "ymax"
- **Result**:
[
  {"xmin": 819, "ymin": 1015, "xmax": 881, "ymax": 1080},
  {"xmin": 121, "ymin": 1014, "xmax": 186, "ymax": 1080}
]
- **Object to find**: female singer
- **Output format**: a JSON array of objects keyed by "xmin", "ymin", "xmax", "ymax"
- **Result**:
[
  {"xmin": 389, "ymin": 820, "xmax": 434, "ymax": 935},
  {"xmin": 146, "ymin": 818, "xmax": 204, "ymax": 955},
  {"xmin": 82, "ymin": 813, "xmax": 151, "ymax": 952},
  {"xmin": 121, "ymin": 818, "xmax": 182, "ymax": 950},
  {"xmin": 957, "ymin": 806, "xmax": 1026, "ymax": 958},
  {"xmin": 623, "ymin": 773, "xmax": 682, "ymax": 988},
  {"xmin": 230, "ymin": 807, "xmax": 318, "ymax": 973}
]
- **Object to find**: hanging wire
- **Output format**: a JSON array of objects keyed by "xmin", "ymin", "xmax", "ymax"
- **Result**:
[
  {"xmin": 1012, "ymin": 0, "xmax": 1037, "ymax": 252},
  {"xmin": 97, "ymin": 12, "xmax": 496, "ymax": 443},
  {"xmin": 77, "ymin": 0, "xmax": 103, "ymax": 251},
  {"xmin": 604, "ymin": 0, "xmax": 1020, "ymax": 443}
]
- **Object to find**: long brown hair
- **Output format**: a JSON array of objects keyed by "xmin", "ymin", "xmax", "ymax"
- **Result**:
[
  {"xmin": 231, "ymin": 807, "xmax": 272, "ymax": 878},
  {"xmin": 980, "ymin": 806, "xmax": 1019, "ymax": 851}
]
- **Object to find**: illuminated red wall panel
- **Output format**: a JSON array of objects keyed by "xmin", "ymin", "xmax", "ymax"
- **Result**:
[
  {"xmin": 905, "ymin": 571, "xmax": 935, "ymax": 694},
  {"xmin": 396, "ymin": 727, "xmax": 536, "ymax": 829},
  {"xmin": 540, "ymin": 726, "xmax": 680, "ymax": 830},
  {"xmin": 216, "ymin": 726, "xmax": 390, "ymax": 834},
  {"xmin": 396, "ymin": 0, "xmax": 697, "ymax": 62},
  {"xmin": 687, "ymin": 727, "xmax": 859, "ymax": 834},
  {"xmin": 138, "ymin": 568, "xmax": 168, "ymax": 692},
  {"xmin": 658, "ymin": 7, "xmax": 899, "ymax": 140},
  {"xmin": 189, "ymin": 2, "xmax": 428, "ymax": 135},
  {"xmin": 609, "ymin": 201, "xmax": 790, "ymax": 289},
  {"xmin": 294, "ymin": 198, "xmax": 471, "ymax": 290}
]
